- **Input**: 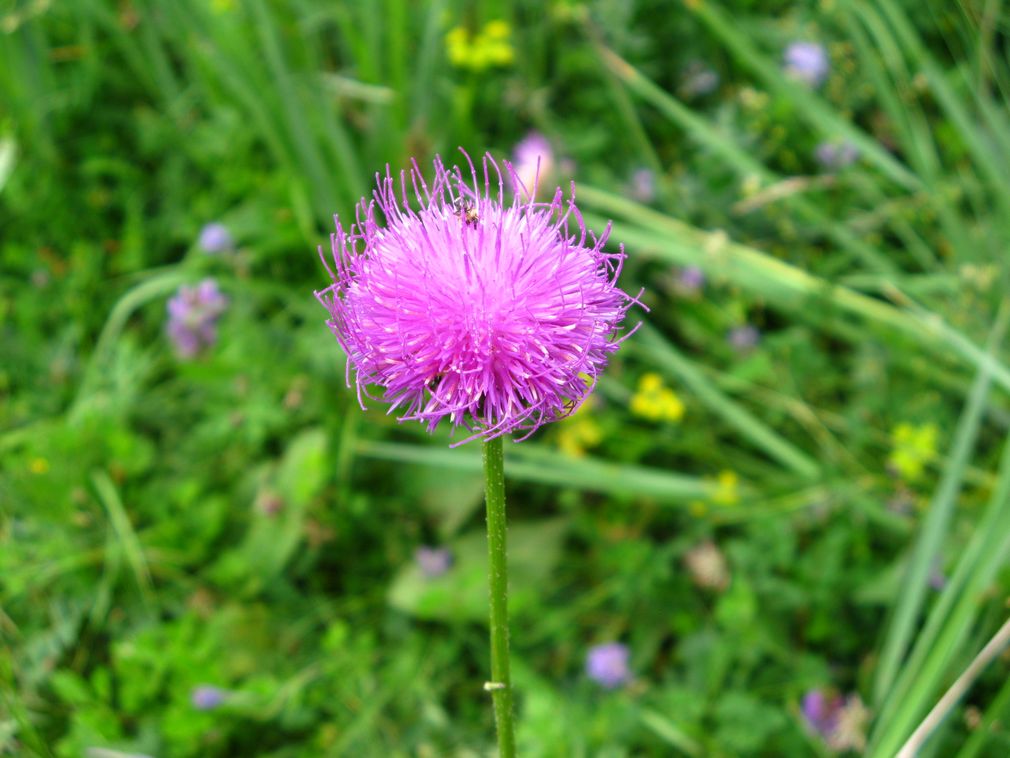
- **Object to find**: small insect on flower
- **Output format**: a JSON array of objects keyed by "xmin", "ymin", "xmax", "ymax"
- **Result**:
[{"xmin": 453, "ymin": 196, "xmax": 480, "ymax": 227}]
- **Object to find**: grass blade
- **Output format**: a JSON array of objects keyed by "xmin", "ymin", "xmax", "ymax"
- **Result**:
[
  {"xmin": 576, "ymin": 183, "xmax": 1010, "ymax": 393},
  {"xmin": 355, "ymin": 440, "xmax": 717, "ymax": 503},
  {"xmin": 595, "ymin": 44, "xmax": 897, "ymax": 274},
  {"xmin": 90, "ymin": 470, "xmax": 153, "ymax": 608},
  {"xmin": 869, "ymin": 303, "xmax": 1008, "ymax": 744},
  {"xmin": 635, "ymin": 324, "xmax": 820, "ymax": 480}
]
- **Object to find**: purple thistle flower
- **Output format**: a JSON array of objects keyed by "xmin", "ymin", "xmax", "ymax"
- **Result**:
[
  {"xmin": 415, "ymin": 545, "xmax": 454, "ymax": 578},
  {"xmin": 315, "ymin": 150, "xmax": 641, "ymax": 445},
  {"xmin": 586, "ymin": 642, "xmax": 631, "ymax": 689},
  {"xmin": 784, "ymin": 42, "xmax": 829, "ymax": 88},
  {"xmin": 166, "ymin": 278, "xmax": 228, "ymax": 359},
  {"xmin": 512, "ymin": 132, "xmax": 554, "ymax": 198},
  {"xmin": 191, "ymin": 685, "xmax": 226, "ymax": 710},
  {"xmin": 198, "ymin": 222, "xmax": 234, "ymax": 253},
  {"xmin": 815, "ymin": 141, "xmax": 860, "ymax": 171},
  {"xmin": 728, "ymin": 324, "xmax": 760, "ymax": 353}
]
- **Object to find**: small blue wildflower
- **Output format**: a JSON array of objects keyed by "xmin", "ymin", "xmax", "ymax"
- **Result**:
[
  {"xmin": 801, "ymin": 689, "xmax": 841, "ymax": 738},
  {"xmin": 681, "ymin": 60, "xmax": 720, "ymax": 97},
  {"xmin": 801, "ymin": 689, "xmax": 869, "ymax": 752},
  {"xmin": 629, "ymin": 168, "xmax": 656, "ymax": 203},
  {"xmin": 677, "ymin": 266, "xmax": 705, "ymax": 294},
  {"xmin": 929, "ymin": 559, "xmax": 947, "ymax": 590},
  {"xmin": 586, "ymin": 642, "xmax": 631, "ymax": 689},
  {"xmin": 198, "ymin": 222, "xmax": 234, "ymax": 253},
  {"xmin": 815, "ymin": 141, "xmax": 859, "ymax": 171},
  {"xmin": 166, "ymin": 279, "xmax": 228, "ymax": 359},
  {"xmin": 191, "ymin": 684, "xmax": 226, "ymax": 710},
  {"xmin": 415, "ymin": 546, "xmax": 454, "ymax": 578},
  {"xmin": 728, "ymin": 324, "xmax": 760, "ymax": 353},
  {"xmin": 784, "ymin": 42, "xmax": 829, "ymax": 88}
]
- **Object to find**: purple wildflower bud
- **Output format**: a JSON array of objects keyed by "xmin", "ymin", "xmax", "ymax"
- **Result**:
[
  {"xmin": 784, "ymin": 42, "xmax": 829, "ymax": 88},
  {"xmin": 511, "ymin": 132, "xmax": 554, "ymax": 198},
  {"xmin": 929, "ymin": 559, "xmax": 947, "ymax": 590},
  {"xmin": 801, "ymin": 689, "xmax": 842, "ymax": 738},
  {"xmin": 166, "ymin": 278, "xmax": 228, "ymax": 358},
  {"xmin": 629, "ymin": 168, "xmax": 656, "ymax": 203},
  {"xmin": 586, "ymin": 642, "xmax": 631, "ymax": 689},
  {"xmin": 415, "ymin": 545, "xmax": 454, "ymax": 578},
  {"xmin": 315, "ymin": 150, "xmax": 642, "ymax": 445},
  {"xmin": 815, "ymin": 141, "xmax": 860, "ymax": 171},
  {"xmin": 681, "ymin": 60, "xmax": 720, "ymax": 97},
  {"xmin": 198, "ymin": 222, "xmax": 234, "ymax": 253},
  {"xmin": 728, "ymin": 324, "xmax": 760, "ymax": 353},
  {"xmin": 191, "ymin": 685, "xmax": 226, "ymax": 710},
  {"xmin": 677, "ymin": 266, "xmax": 705, "ymax": 293}
]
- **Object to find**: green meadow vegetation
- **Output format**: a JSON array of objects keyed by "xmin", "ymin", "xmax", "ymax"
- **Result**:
[{"xmin": 3, "ymin": 1, "xmax": 1010, "ymax": 755}]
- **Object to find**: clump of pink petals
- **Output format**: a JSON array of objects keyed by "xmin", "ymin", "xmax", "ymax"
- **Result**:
[{"xmin": 315, "ymin": 149, "xmax": 643, "ymax": 445}]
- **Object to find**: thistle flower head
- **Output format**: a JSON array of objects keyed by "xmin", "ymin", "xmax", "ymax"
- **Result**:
[{"xmin": 316, "ymin": 150, "xmax": 641, "ymax": 445}]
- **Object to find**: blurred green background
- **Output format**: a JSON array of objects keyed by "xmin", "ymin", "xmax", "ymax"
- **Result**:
[{"xmin": 3, "ymin": 0, "xmax": 1010, "ymax": 755}]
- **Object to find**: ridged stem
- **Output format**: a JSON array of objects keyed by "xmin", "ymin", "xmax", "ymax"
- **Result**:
[{"xmin": 482, "ymin": 436, "xmax": 515, "ymax": 757}]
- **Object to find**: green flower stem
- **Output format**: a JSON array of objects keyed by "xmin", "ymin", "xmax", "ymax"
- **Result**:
[{"xmin": 482, "ymin": 436, "xmax": 516, "ymax": 757}]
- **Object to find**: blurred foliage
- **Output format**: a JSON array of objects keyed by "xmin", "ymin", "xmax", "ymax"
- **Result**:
[{"xmin": 3, "ymin": 0, "xmax": 1010, "ymax": 756}]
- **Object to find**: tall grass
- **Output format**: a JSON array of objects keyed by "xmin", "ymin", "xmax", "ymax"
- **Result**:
[{"xmin": 581, "ymin": 1, "xmax": 1010, "ymax": 753}]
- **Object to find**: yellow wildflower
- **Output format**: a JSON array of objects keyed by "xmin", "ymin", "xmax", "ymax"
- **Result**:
[
  {"xmin": 888, "ymin": 422, "xmax": 938, "ymax": 482},
  {"xmin": 630, "ymin": 372, "xmax": 684, "ymax": 423},
  {"xmin": 690, "ymin": 470, "xmax": 740, "ymax": 515},
  {"xmin": 741, "ymin": 174, "xmax": 762, "ymax": 197},
  {"xmin": 29, "ymin": 457, "xmax": 50, "ymax": 474},
  {"xmin": 712, "ymin": 470, "xmax": 739, "ymax": 506},
  {"xmin": 445, "ymin": 26, "xmax": 471, "ymax": 67},
  {"xmin": 483, "ymin": 20, "xmax": 510, "ymax": 39},
  {"xmin": 445, "ymin": 20, "xmax": 514, "ymax": 71}
]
